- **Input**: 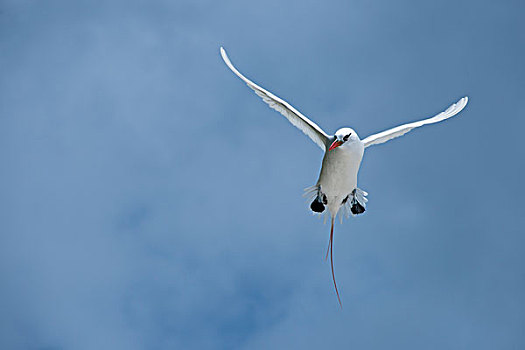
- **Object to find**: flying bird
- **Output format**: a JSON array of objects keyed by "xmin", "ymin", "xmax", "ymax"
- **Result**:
[{"xmin": 220, "ymin": 47, "xmax": 468, "ymax": 306}]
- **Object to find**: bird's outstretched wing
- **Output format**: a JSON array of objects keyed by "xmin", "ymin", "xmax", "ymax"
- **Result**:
[
  {"xmin": 362, "ymin": 97, "xmax": 468, "ymax": 148},
  {"xmin": 220, "ymin": 47, "xmax": 330, "ymax": 150}
]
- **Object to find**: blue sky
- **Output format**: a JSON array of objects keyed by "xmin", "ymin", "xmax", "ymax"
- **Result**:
[{"xmin": 1, "ymin": 0, "xmax": 524, "ymax": 349}]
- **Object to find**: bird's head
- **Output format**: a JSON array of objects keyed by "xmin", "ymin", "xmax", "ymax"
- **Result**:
[{"xmin": 328, "ymin": 127, "xmax": 359, "ymax": 151}]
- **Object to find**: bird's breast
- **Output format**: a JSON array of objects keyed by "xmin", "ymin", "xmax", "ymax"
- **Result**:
[{"xmin": 318, "ymin": 142, "xmax": 364, "ymax": 199}]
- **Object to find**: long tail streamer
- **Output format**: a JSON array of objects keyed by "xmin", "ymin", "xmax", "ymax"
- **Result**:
[
  {"xmin": 325, "ymin": 228, "xmax": 332, "ymax": 261},
  {"xmin": 329, "ymin": 215, "xmax": 342, "ymax": 307}
]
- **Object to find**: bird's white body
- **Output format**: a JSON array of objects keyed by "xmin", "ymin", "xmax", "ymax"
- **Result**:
[
  {"xmin": 318, "ymin": 139, "xmax": 364, "ymax": 217},
  {"xmin": 219, "ymin": 46, "xmax": 468, "ymax": 306}
]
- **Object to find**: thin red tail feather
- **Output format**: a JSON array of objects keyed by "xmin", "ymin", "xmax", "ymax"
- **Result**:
[
  {"xmin": 325, "ymin": 229, "xmax": 331, "ymax": 261},
  {"xmin": 330, "ymin": 216, "xmax": 342, "ymax": 307}
]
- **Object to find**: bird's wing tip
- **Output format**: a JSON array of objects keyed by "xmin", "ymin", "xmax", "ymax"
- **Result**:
[
  {"xmin": 220, "ymin": 47, "xmax": 234, "ymax": 70},
  {"xmin": 458, "ymin": 96, "xmax": 469, "ymax": 111},
  {"xmin": 447, "ymin": 96, "xmax": 469, "ymax": 116}
]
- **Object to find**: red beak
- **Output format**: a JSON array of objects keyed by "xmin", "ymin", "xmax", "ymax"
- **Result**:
[{"xmin": 328, "ymin": 140, "xmax": 343, "ymax": 151}]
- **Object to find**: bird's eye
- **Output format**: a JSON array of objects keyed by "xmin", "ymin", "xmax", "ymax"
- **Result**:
[{"xmin": 343, "ymin": 134, "xmax": 351, "ymax": 141}]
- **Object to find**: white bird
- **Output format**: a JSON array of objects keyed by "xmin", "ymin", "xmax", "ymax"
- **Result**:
[{"xmin": 220, "ymin": 47, "xmax": 468, "ymax": 306}]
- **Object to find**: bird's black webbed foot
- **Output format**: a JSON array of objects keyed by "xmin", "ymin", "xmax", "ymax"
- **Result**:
[
  {"xmin": 350, "ymin": 196, "xmax": 365, "ymax": 215},
  {"xmin": 310, "ymin": 196, "xmax": 325, "ymax": 213}
]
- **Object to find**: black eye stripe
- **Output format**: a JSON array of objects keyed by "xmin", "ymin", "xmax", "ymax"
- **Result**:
[{"xmin": 343, "ymin": 133, "xmax": 351, "ymax": 141}]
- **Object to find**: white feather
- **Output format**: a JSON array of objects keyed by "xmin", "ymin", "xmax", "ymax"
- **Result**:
[
  {"xmin": 362, "ymin": 97, "xmax": 468, "ymax": 148},
  {"xmin": 220, "ymin": 47, "xmax": 330, "ymax": 150}
]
